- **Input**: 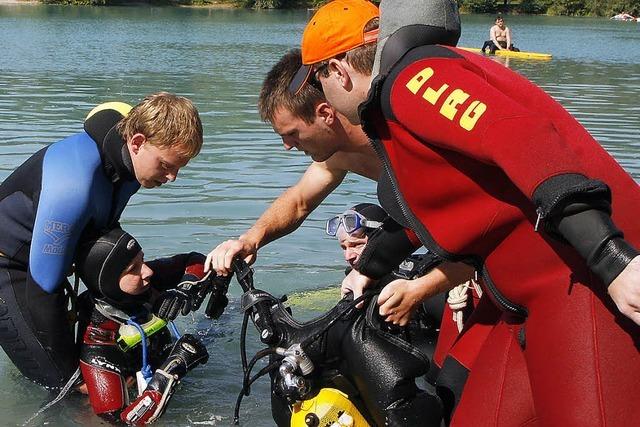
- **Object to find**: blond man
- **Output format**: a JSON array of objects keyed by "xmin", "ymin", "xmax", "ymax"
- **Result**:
[{"xmin": 0, "ymin": 92, "xmax": 202, "ymax": 389}]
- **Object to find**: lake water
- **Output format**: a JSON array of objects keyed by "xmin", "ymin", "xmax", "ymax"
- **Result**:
[{"xmin": 1, "ymin": 5, "xmax": 639, "ymax": 426}]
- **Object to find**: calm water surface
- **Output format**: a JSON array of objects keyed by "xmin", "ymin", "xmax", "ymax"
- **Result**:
[{"xmin": 1, "ymin": 5, "xmax": 639, "ymax": 426}]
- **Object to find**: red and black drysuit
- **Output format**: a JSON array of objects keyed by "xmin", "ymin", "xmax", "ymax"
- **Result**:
[
  {"xmin": 79, "ymin": 253, "xmax": 208, "ymax": 422},
  {"xmin": 359, "ymin": 34, "xmax": 640, "ymax": 426}
]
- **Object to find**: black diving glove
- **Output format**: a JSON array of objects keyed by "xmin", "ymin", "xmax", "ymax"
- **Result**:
[
  {"xmin": 204, "ymin": 274, "xmax": 231, "ymax": 319},
  {"xmin": 153, "ymin": 259, "xmax": 213, "ymax": 320},
  {"xmin": 120, "ymin": 334, "xmax": 208, "ymax": 425}
]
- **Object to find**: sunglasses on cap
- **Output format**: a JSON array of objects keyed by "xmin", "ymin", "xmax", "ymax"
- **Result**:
[
  {"xmin": 325, "ymin": 210, "xmax": 383, "ymax": 237},
  {"xmin": 289, "ymin": 62, "xmax": 327, "ymax": 95}
]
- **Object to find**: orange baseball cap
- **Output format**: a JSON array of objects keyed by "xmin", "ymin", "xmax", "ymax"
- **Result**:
[{"xmin": 289, "ymin": 0, "xmax": 379, "ymax": 95}]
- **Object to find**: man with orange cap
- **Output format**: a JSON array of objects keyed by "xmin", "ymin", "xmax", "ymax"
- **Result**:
[{"xmin": 290, "ymin": 0, "xmax": 640, "ymax": 425}]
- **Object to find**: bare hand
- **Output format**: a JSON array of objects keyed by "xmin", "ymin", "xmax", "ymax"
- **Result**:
[
  {"xmin": 377, "ymin": 278, "xmax": 423, "ymax": 326},
  {"xmin": 341, "ymin": 269, "xmax": 375, "ymax": 309},
  {"xmin": 376, "ymin": 262, "xmax": 472, "ymax": 326},
  {"xmin": 608, "ymin": 255, "xmax": 640, "ymax": 325},
  {"xmin": 204, "ymin": 239, "xmax": 257, "ymax": 276}
]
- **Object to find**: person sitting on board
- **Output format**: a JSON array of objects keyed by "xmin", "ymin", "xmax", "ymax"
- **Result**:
[
  {"xmin": 611, "ymin": 12, "xmax": 636, "ymax": 21},
  {"xmin": 481, "ymin": 15, "xmax": 519, "ymax": 54},
  {"xmin": 74, "ymin": 227, "xmax": 229, "ymax": 425}
]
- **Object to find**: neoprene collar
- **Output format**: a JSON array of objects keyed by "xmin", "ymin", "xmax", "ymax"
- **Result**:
[{"xmin": 84, "ymin": 109, "xmax": 135, "ymax": 184}]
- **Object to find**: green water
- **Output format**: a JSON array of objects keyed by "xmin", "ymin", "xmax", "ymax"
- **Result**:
[{"xmin": 1, "ymin": 4, "xmax": 639, "ymax": 426}]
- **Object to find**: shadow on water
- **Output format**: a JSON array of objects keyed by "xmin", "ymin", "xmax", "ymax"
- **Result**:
[{"xmin": 0, "ymin": 5, "xmax": 639, "ymax": 426}]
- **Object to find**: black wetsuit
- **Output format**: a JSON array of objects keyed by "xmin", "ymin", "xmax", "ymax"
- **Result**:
[{"xmin": 0, "ymin": 108, "xmax": 139, "ymax": 387}]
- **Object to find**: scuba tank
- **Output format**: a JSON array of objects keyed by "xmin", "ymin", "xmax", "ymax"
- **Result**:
[
  {"xmin": 231, "ymin": 258, "xmax": 443, "ymax": 427},
  {"xmin": 291, "ymin": 388, "xmax": 370, "ymax": 427}
]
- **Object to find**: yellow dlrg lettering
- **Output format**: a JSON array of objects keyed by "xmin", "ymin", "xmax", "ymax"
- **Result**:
[
  {"xmin": 440, "ymin": 89, "xmax": 470, "ymax": 121},
  {"xmin": 424, "ymin": 83, "xmax": 449, "ymax": 106},
  {"xmin": 405, "ymin": 66, "xmax": 488, "ymax": 131},
  {"xmin": 460, "ymin": 100, "xmax": 487, "ymax": 131},
  {"xmin": 406, "ymin": 67, "xmax": 434, "ymax": 94}
]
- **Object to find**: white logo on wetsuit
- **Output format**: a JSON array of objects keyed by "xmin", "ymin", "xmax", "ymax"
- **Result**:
[{"xmin": 90, "ymin": 356, "xmax": 122, "ymax": 373}]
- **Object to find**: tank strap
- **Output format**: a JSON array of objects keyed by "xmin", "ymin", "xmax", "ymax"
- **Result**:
[{"xmin": 240, "ymin": 289, "xmax": 278, "ymax": 312}]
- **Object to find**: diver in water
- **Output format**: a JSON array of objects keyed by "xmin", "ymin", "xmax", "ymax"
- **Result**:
[
  {"xmin": 327, "ymin": 202, "xmax": 450, "ymax": 372},
  {"xmin": 74, "ymin": 228, "xmax": 229, "ymax": 425},
  {"xmin": 255, "ymin": 203, "xmax": 485, "ymax": 426},
  {"xmin": 327, "ymin": 203, "xmax": 446, "ymax": 333},
  {"xmin": 247, "ymin": 205, "xmax": 445, "ymax": 427},
  {"xmin": 329, "ymin": 203, "xmax": 490, "ymax": 423}
]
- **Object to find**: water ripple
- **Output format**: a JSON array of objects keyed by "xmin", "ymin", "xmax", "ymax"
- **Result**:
[{"xmin": 1, "ymin": 7, "xmax": 639, "ymax": 426}]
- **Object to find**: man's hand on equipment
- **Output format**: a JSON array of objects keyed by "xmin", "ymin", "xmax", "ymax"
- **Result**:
[
  {"xmin": 341, "ymin": 269, "xmax": 375, "ymax": 309},
  {"xmin": 378, "ymin": 278, "xmax": 424, "ymax": 327},
  {"xmin": 378, "ymin": 263, "xmax": 472, "ymax": 326},
  {"xmin": 204, "ymin": 238, "xmax": 258, "ymax": 276},
  {"xmin": 608, "ymin": 254, "xmax": 640, "ymax": 325}
]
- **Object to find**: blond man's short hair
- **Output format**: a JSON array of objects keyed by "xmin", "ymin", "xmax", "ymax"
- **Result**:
[{"xmin": 117, "ymin": 92, "xmax": 203, "ymax": 158}]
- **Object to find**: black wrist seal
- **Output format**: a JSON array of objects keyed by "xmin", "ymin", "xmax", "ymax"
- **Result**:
[
  {"xmin": 557, "ymin": 209, "xmax": 639, "ymax": 285},
  {"xmin": 532, "ymin": 173, "xmax": 639, "ymax": 285}
]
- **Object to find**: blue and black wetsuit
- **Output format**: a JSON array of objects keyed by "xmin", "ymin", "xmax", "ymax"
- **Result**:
[{"xmin": 0, "ymin": 107, "xmax": 140, "ymax": 387}]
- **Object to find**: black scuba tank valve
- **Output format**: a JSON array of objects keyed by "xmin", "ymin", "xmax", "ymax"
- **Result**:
[
  {"xmin": 276, "ymin": 344, "xmax": 314, "ymax": 399},
  {"xmin": 277, "ymin": 343, "xmax": 314, "ymax": 375},
  {"xmin": 278, "ymin": 359, "xmax": 310, "ymax": 397}
]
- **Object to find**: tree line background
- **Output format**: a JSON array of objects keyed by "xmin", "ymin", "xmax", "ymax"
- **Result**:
[
  {"xmin": 40, "ymin": 0, "xmax": 640, "ymax": 17},
  {"xmin": 461, "ymin": 0, "xmax": 639, "ymax": 15}
]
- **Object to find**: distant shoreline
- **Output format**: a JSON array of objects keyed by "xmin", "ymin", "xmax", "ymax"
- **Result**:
[
  {"xmin": 179, "ymin": 2, "xmax": 236, "ymax": 8},
  {"xmin": 1, "ymin": 1, "xmax": 635, "ymax": 18},
  {"xmin": 0, "ymin": 0, "xmax": 236, "ymax": 6}
]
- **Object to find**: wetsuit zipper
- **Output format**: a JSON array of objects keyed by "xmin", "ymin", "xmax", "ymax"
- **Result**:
[
  {"xmin": 369, "ymin": 136, "xmax": 527, "ymax": 317},
  {"xmin": 534, "ymin": 180, "xmax": 609, "ymax": 233}
]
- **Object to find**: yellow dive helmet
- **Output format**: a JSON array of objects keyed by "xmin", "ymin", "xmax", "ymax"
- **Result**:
[
  {"xmin": 291, "ymin": 388, "xmax": 370, "ymax": 427},
  {"xmin": 85, "ymin": 101, "xmax": 132, "ymax": 121}
]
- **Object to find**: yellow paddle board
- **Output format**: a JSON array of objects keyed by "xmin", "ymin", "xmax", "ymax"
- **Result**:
[{"xmin": 460, "ymin": 47, "xmax": 552, "ymax": 60}]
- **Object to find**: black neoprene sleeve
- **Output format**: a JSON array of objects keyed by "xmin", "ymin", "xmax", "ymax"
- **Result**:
[
  {"xmin": 533, "ymin": 174, "xmax": 639, "ymax": 285},
  {"xmin": 556, "ymin": 210, "xmax": 639, "ymax": 285}
]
